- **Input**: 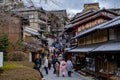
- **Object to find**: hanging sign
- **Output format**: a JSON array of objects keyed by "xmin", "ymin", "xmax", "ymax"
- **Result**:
[{"xmin": 0, "ymin": 52, "xmax": 3, "ymax": 67}]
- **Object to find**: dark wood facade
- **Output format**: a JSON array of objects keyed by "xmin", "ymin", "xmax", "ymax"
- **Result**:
[{"xmin": 65, "ymin": 8, "xmax": 120, "ymax": 80}]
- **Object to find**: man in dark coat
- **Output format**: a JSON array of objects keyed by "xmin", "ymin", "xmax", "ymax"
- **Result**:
[{"xmin": 34, "ymin": 55, "xmax": 45, "ymax": 80}]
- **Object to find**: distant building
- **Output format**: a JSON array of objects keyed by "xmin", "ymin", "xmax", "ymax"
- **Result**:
[
  {"xmin": 83, "ymin": 3, "xmax": 100, "ymax": 11},
  {"xmin": 12, "ymin": 7, "xmax": 49, "ymax": 61},
  {"xmin": 13, "ymin": 7, "xmax": 48, "ymax": 42},
  {"xmin": 49, "ymin": 10, "xmax": 68, "ymax": 37},
  {"xmin": 0, "ymin": 0, "xmax": 24, "ymax": 10},
  {"xmin": 50, "ymin": 10, "xmax": 67, "ymax": 19}
]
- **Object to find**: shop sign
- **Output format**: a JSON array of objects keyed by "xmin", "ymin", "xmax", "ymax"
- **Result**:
[{"xmin": 0, "ymin": 52, "xmax": 3, "ymax": 67}]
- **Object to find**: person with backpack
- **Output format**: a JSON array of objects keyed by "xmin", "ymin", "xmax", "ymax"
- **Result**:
[{"xmin": 52, "ymin": 55, "xmax": 56, "ymax": 74}]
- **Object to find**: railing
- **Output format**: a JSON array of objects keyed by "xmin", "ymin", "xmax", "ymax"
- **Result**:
[
  {"xmin": 39, "ymin": 23, "xmax": 46, "ymax": 28},
  {"xmin": 39, "ymin": 16, "xmax": 46, "ymax": 22}
]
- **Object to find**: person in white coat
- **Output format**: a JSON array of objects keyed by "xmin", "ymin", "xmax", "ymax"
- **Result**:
[
  {"xmin": 44, "ymin": 57, "xmax": 48, "ymax": 75},
  {"xmin": 66, "ymin": 59, "xmax": 73, "ymax": 77},
  {"xmin": 60, "ymin": 58, "xmax": 67, "ymax": 77}
]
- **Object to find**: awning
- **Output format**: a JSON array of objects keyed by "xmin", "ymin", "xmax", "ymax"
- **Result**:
[
  {"xmin": 26, "ymin": 26, "xmax": 44, "ymax": 32},
  {"xmin": 71, "ymin": 22, "xmax": 107, "ymax": 39},
  {"xmin": 37, "ymin": 36, "xmax": 47, "ymax": 42},
  {"xmin": 64, "ymin": 24, "xmax": 73, "ymax": 29},
  {"xmin": 64, "ymin": 24, "xmax": 73, "ymax": 32},
  {"xmin": 68, "ymin": 43, "xmax": 100, "ymax": 53},
  {"xmin": 93, "ymin": 41, "xmax": 120, "ymax": 52},
  {"xmin": 24, "ymin": 29, "xmax": 40, "ymax": 36},
  {"xmin": 64, "ymin": 48, "xmax": 71, "ymax": 51},
  {"xmin": 69, "ymin": 41, "xmax": 120, "ymax": 53}
]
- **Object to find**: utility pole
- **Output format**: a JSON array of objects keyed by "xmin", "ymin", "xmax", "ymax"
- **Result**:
[{"xmin": 45, "ymin": 11, "xmax": 48, "ymax": 33}]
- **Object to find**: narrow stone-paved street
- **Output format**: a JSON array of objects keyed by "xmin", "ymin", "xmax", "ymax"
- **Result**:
[{"xmin": 41, "ymin": 68, "xmax": 85, "ymax": 80}]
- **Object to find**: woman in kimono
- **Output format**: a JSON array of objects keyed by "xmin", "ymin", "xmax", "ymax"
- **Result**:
[{"xmin": 60, "ymin": 58, "xmax": 66, "ymax": 77}]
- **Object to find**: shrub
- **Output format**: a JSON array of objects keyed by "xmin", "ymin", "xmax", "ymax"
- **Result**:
[
  {"xmin": 8, "ymin": 51, "xmax": 28, "ymax": 61},
  {"xmin": 3, "ymin": 56, "xmax": 8, "ymax": 61},
  {"xmin": 0, "ymin": 34, "xmax": 9, "ymax": 61},
  {"xmin": 0, "ymin": 67, "xmax": 4, "ymax": 73},
  {"xmin": 0, "ymin": 62, "xmax": 41, "ymax": 80}
]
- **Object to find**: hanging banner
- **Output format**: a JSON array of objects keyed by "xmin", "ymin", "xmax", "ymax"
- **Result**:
[{"xmin": 0, "ymin": 52, "xmax": 3, "ymax": 67}]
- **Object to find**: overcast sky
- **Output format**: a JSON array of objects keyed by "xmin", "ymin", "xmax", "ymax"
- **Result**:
[{"xmin": 24, "ymin": 0, "xmax": 120, "ymax": 17}]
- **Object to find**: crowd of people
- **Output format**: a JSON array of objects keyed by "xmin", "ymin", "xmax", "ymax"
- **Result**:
[
  {"xmin": 53, "ymin": 54, "xmax": 74, "ymax": 77},
  {"xmin": 32, "ymin": 32, "xmax": 74, "ymax": 80},
  {"xmin": 34, "ymin": 52, "xmax": 73, "ymax": 80}
]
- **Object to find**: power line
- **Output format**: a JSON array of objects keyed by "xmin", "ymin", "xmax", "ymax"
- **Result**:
[{"xmin": 50, "ymin": 0, "xmax": 63, "ymax": 7}]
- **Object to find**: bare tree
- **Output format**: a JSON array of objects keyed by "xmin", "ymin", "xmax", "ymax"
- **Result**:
[
  {"xmin": 25, "ymin": 0, "xmax": 60, "ymax": 7},
  {"xmin": 0, "ymin": 0, "xmax": 24, "ymax": 26}
]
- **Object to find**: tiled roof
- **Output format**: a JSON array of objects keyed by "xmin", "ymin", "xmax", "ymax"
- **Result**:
[
  {"xmin": 72, "ymin": 16, "xmax": 120, "ymax": 39},
  {"xmin": 27, "ymin": 26, "xmax": 45, "ymax": 32},
  {"xmin": 64, "ymin": 48, "xmax": 71, "ymax": 51},
  {"xmin": 71, "ymin": 23, "xmax": 105, "ymax": 39},
  {"xmin": 68, "ymin": 43, "xmax": 100, "ymax": 53},
  {"xmin": 93, "ymin": 41, "xmax": 120, "ymax": 52},
  {"xmin": 101, "ymin": 16, "xmax": 120, "ymax": 29},
  {"xmin": 24, "ymin": 26, "xmax": 47, "ymax": 41},
  {"xmin": 71, "ymin": 9, "xmax": 97, "ymax": 21},
  {"xmin": 66, "ymin": 9, "xmax": 117, "ymax": 32},
  {"xmin": 12, "ymin": 7, "xmax": 45, "ymax": 12},
  {"xmin": 71, "ymin": 9, "xmax": 117, "ymax": 23},
  {"xmin": 68, "ymin": 41, "xmax": 120, "ymax": 53},
  {"xmin": 64, "ymin": 24, "xmax": 73, "ymax": 29},
  {"xmin": 24, "ymin": 29, "xmax": 39, "ymax": 36}
]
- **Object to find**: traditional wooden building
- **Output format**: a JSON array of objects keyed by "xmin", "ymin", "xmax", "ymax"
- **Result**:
[
  {"xmin": 64, "ymin": 3, "xmax": 120, "ymax": 80},
  {"xmin": 49, "ymin": 10, "xmax": 68, "ymax": 37},
  {"xmin": 71, "ymin": 16, "xmax": 120, "ymax": 80}
]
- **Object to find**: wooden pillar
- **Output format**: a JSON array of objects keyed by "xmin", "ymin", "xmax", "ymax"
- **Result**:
[
  {"xmin": 107, "ymin": 61, "xmax": 109, "ymax": 80},
  {"xmin": 95, "ymin": 56, "xmax": 98, "ymax": 78}
]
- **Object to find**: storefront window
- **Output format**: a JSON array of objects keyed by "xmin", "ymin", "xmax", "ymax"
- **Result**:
[{"xmin": 86, "ymin": 58, "xmax": 95, "ymax": 71}]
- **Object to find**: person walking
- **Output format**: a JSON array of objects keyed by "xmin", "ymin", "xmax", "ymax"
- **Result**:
[
  {"xmin": 66, "ymin": 59, "xmax": 73, "ymax": 77},
  {"xmin": 34, "ymin": 54, "xmax": 45, "ymax": 80},
  {"xmin": 52, "ymin": 55, "xmax": 56, "ymax": 74},
  {"xmin": 55, "ymin": 59, "xmax": 60, "ymax": 77},
  {"xmin": 60, "ymin": 58, "xmax": 66, "ymax": 77},
  {"xmin": 44, "ymin": 57, "xmax": 49, "ymax": 75},
  {"xmin": 47, "ymin": 54, "xmax": 52, "ymax": 70}
]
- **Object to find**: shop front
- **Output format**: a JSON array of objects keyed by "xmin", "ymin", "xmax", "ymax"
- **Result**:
[{"xmin": 90, "ymin": 41, "xmax": 120, "ymax": 80}]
